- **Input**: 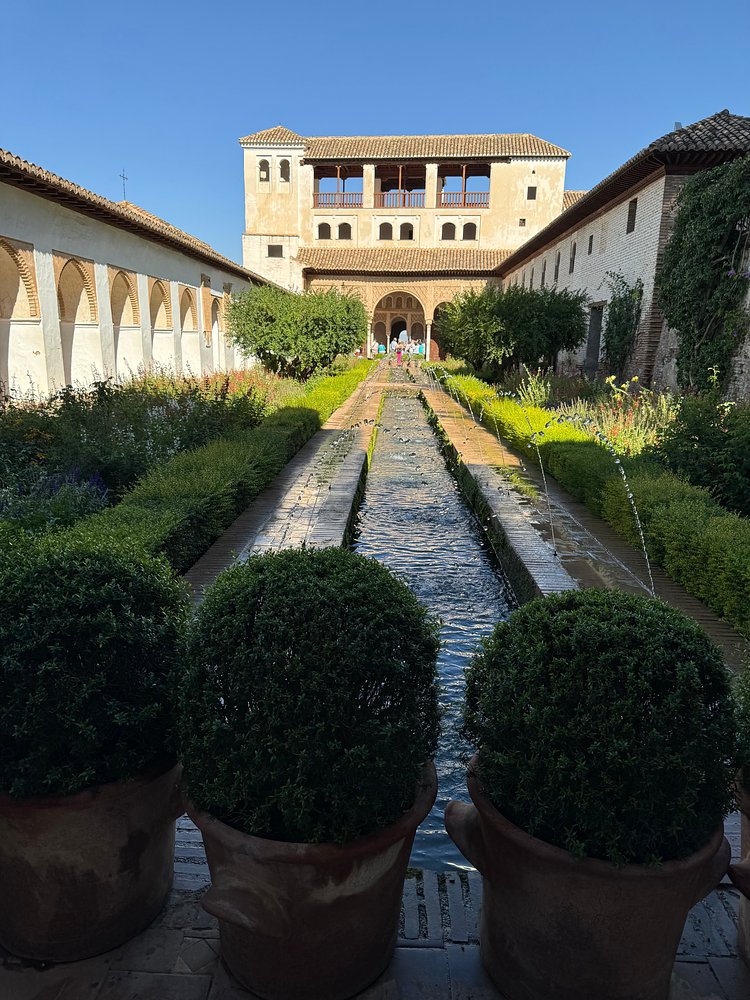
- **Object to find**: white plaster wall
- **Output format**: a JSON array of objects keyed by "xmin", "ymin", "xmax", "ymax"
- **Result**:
[
  {"xmin": 503, "ymin": 175, "xmax": 667, "ymax": 371},
  {"xmin": 0, "ymin": 319, "xmax": 47, "ymax": 396},
  {"xmin": 0, "ymin": 182, "xmax": 252, "ymax": 393}
]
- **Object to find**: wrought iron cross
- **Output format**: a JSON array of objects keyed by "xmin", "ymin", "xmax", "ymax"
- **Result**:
[{"xmin": 120, "ymin": 169, "xmax": 128, "ymax": 200}]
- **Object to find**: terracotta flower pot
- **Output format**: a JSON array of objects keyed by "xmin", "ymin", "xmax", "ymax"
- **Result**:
[
  {"xmin": 0, "ymin": 762, "xmax": 183, "ymax": 962},
  {"xmin": 445, "ymin": 756, "xmax": 730, "ymax": 1000},
  {"xmin": 187, "ymin": 761, "xmax": 437, "ymax": 1000},
  {"xmin": 729, "ymin": 776, "xmax": 750, "ymax": 965}
]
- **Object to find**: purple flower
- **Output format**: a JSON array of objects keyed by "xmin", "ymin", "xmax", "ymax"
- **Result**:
[{"xmin": 727, "ymin": 268, "xmax": 737, "ymax": 277}]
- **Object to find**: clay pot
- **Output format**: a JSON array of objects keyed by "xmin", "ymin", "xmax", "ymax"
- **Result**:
[
  {"xmin": 445, "ymin": 756, "xmax": 730, "ymax": 1000},
  {"xmin": 187, "ymin": 762, "xmax": 437, "ymax": 1000},
  {"xmin": 0, "ymin": 762, "xmax": 183, "ymax": 962},
  {"xmin": 729, "ymin": 777, "xmax": 750, "ymax": 965}
]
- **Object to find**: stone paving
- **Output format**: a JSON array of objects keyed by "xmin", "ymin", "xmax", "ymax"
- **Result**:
[{"xmin": 4, "ymin": 360, "xmax": 749, "ymax": 998}]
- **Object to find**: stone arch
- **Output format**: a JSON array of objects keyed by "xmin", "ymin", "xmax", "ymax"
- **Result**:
[
  {"xmin": 180, "ymin": 287, "xmax": 201, "ymax": 375},
  {"xmin": 373, "ymin": 289, "xmax": 426, "ymax": 349},
  {"xmin": 110, "ymin": 270, "xmax": 139, "ymax": 327},
  {"xmin": 58, "ymin": 258, "xmax": 96, "ymax": 323},
  {"xmin": 110, "ymin": 269, "xmax": 141, "ymax": 378},
  {"xmin": 180, "ymin": 288, "xmax": 197, "ymax": 332},
  {"xmin": 149, "ymin": 279, "xmax": 172, "ymax": 330},
  {"xmin": 279, "ymin": 159, "xmax": 291, "ymax": 183},
  {"xmin": 57, "ymin": 258, "xmax": 101, "ymax": 385},
  {"xmin": 378, "ymin": 222, "xmax": 393, "ymax": 241},
  {"xmin": 431, "ymin": 301, "xmax": 451, "ymax": 361},
  {"xmin": 258, "ymin": 159, "xmax": 270, "ymax": 183},
  {"xmin": 0, "ymin": 239, "xmax": 38, "ymax": 319}
]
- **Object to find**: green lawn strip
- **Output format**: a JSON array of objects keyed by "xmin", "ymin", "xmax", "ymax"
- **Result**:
[
  {"xmin": 447, "ymin": 373, "xmax": 750, "ymax": 638},
  {"xmin": 46, "ymin": 362, "xmax": 373, "ymax": 573}
]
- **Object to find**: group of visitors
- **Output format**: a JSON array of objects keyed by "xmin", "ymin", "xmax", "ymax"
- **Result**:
[{"xmin": 375, "ymin": 332, "xmax": 426, "ymax": 366}]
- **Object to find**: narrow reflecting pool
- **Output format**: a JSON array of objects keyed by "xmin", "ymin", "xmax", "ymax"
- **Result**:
[{"xmin": 352, "ymin": 390, "xmax": 514, "ymax": 869}]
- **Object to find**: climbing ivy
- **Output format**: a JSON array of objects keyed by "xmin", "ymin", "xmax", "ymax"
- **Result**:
[
  {"xmin": 601, "ymin": 272, "xmax": 643, "ymax": 378},
  {"xmin": 656, "ymin": 156, "xmax": 750, "ymax": 391}
]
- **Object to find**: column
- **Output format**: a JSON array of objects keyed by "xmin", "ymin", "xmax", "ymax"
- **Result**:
[
  {"xmin": 425, "ymin": 163, "xmax": 438, "ymax": 209},
  {"xmin": 33, "ymin": 249, "xmax": 66, "ymax": 390},
  {"xmin": 363, "ymin": 164, "xmax": 375, "ymax": 210},
  {"xmin": 425, "ymin": 321, "xmax": 432, "ymax": 361},
  {"xmin": 137, "ymin": 273, "xmax": 151, "ymax": 367},
  {"xmin": 94, "ymin": 263, "xmax": 116, "ymax": 378},
  {"xmin": 170, "ymin": 281, "xmax": 182, "ymax": 373}
]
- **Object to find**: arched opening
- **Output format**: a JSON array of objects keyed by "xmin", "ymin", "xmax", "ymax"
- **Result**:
[
  {"xmin": 431, "ymin": 302, "xmax": 450, "ymax": 361},
  {"xmin": 373, "ymin": 320, "xmax": 387, "ymax": 353},
  {"xmin": 372, "ymin": 291, "xmax": 426, "ymax": 354},
  {"xmin": 110, "ymin": 271, "xmax": 141, "ymax": 379},
  {"xmin": 258, "ymin": 159, "xmax": 270, "ymax": 183},
  {"xmin": 338, "ymin": 223, "xmax": 352, "ymax": 240},
  {"xmin": 441, "ymin": 223, "xmax": 456, "ymax": 241},
  {"xmin": 378, "ymin": 222, "xmax": 393, "ymax": 241},
  {"xmin": 462, "ymin": 222, "xmax": 477, "ymax": 241},
  {"xmin": 279, "ymin": 159, "xmax": 290, "ymax": 183},
  {"xmin": 318, "ymin": 223, "xmax": 331, "ymax": 240},
  {"xmin": 150, "ymin": 280, "xmax": 173, "ymax": 369},
  {"xmin": 399, "ymin": 223, "xmax": 413, "ymax": 241},
  {"xmin": 0, "ymin": 241, "xmax": 39, "ymax": 393},
  {"xmin": 211, "ymin": 298, "xmax": 222, "ymax": 372},
  {"xmin": 58, "ymin": 259, "xmax": 99, "ymax": 385},
  {"xmin": 180, "ymin": 288, "xmax": 201, "ymax": 375}
]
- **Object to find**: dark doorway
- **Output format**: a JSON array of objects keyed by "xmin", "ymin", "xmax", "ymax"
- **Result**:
[
  {"xmin": 390, "ymin": 318, "xmax": 407, "ymax": 340},
  {"xmin": 584, "ymin": 305, "xmax": 604, "ymax": 375}
]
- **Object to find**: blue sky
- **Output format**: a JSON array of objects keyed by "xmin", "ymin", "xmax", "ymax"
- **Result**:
[{"xmin": 3, "ymin": 0, "xmax": 749, "ymax": 261}]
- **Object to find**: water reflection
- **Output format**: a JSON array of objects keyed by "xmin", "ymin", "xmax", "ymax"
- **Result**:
[{"xmin": 352, "ymin": 392, "xmax": 514, "ymax": 869}]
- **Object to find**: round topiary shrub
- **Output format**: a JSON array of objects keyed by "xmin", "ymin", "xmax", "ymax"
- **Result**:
[
  {"xmin": 0, "ymin": 543, "xmax": 189, "ymax": 798},
  {"xmin": 463, "ymin": 588, "xmax": 739, "ymax": 865},
  {"xmin": 178, "ymin": 546, "xmax": 441, "ymax": 843}
]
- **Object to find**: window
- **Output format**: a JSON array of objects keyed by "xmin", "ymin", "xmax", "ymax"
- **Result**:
[
  {"xmin": 569, "ymin": 242, "xmax": 577, "ymax": 274},
  {"xmin": 530, "ymin": 267, "xmax": 534, "ymax": 290},
  {"xmin": 527, "ymin": 186, "xmax": 537, "ymax": 200},
  {"xmin": 338, "ymin": 223, "xmax": 352, "ymax": 240},
  {"xmin": 554, "ymin": 251, "xmax": 560, "ymax": 282},
  {"xmin": 541, "ymin": 259, "xmax": 547, "ymax": 287},
  {"xmin": 258, "ymin": 159, "xmax": 270, "ymax": 183},
  {"xmin": 267, "ymin": 245, "xmax": 283, "ymax": 258},
  {"xmin": 462, "ymin": 222, "xmax": 477, "ymax": 240},
  {"xmin": 318, "ymin": 223, "xmax": 331, "ymax": 240},
  {"xmin": 441, "ymin": 222, "xmax": 456, "ymax": 240},
  {"xmin": 588, "ymin": 234, "xmax": 594, "ymax": 255},
  {"xmin": 626, "ymin": 198, "xmax": 638, "ymax": 234},
  {"xmin": 400, "ymin": 223, "xmax": 413, "ymax": 241},
  {"xmin": 519, "ymin": 218, "xmax": 527, "ymax": 227},
  {"xmin": 521, "ymin": 271, "xmax": 526, "ymax": 289},
  {"xmin": 379, "ymin": 222, "xmax": 393, "ymax": 241},
  {"xmin": 279, "ymin": 159, "xmax": 290, "ymax": 183}
]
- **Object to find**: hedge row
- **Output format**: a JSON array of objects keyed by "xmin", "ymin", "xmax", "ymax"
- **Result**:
[
  {"xmin": 445, "ymin": 374, "xmax": 750, "ymax": 637},
  {"xmin": 19, "ymin": 363, "xmax": 373, "ymax": 573}
]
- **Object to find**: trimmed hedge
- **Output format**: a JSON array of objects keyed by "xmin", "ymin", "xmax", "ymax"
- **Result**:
[
  {"xmin": 444, "ymin": 373, "xmax": 750, "ymax": 637},
  {"xmin": 55, "ymin": 363, "xmax": 373, "ymax": 572}
]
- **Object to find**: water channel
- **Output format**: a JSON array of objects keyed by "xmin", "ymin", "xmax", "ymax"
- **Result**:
[{"xmin": 352, "ymin": 385, "xmax": 515, "ymax": 870}]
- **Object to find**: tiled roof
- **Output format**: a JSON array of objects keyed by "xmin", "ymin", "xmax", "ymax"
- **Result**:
[
  {"xmin": 239, "ymin": 128, "xmax": 569, "ymax": 160},
  {"xmin": 0, "ymin": 148, "xmax": 258, "ymax": 282},
  {"xmin": 562, "ymin": 190, "xmax": 587, "ymax": 210},
  {"xmin": 239, "ymin": 126, "xmax": 305, "ymax": 145},
  {"xmin": 296, "ymin": 246, "xmax": 511, "ymax": 275},
  {"xmin": 497, "ymin": 109, "xmax": 750, "ymax": 277}
]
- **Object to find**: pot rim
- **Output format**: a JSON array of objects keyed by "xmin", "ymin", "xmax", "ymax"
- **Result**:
[
  {"xmin": 186, "ymin": 759, "xmax": 437, "ymax": 864},
  {"xmin": 0, "ymin": 760, "xmax": 180, "ymax": 812},
  {"xmin": 466, "ymin": 753, "xmax": 725, "ymax": 879}
]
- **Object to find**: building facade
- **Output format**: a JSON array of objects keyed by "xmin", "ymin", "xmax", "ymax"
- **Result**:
[
  {"xmin": 0, "ymin": 149, "xmax": 263, "ymax": 397},
  {"xmin": 239, "ymin": 126, "xmax": 577, "ymax": 357}
]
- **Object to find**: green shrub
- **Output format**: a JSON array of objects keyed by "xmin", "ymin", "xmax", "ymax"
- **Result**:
[
  {"xmin": 0, "ymin": 543, "xmax": 189, "ymax": 798},
  {"xmin": 463, "ymin": 589, "xmax": 739, "ymax": 865},
  {"xmin": 178, "ymin": 547, "xmax": 440, "ymax": 843}
]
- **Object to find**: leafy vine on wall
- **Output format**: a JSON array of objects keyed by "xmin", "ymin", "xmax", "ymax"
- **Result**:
[{"xmin": 601, "ymin": 272, "xmax": 643, "ymax": 378}]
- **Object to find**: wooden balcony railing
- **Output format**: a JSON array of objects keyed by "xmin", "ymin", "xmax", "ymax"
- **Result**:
[
  {"xmin": 374, "ymin": 192, "xmax": 426, "ymax": 208},
  {"xmin": 440, "ymin": 192, "xmax": 490, "ymax": 208},
  {"xmin": 313, "ymin": 192, "xmax": 363, "ymax": 208}
]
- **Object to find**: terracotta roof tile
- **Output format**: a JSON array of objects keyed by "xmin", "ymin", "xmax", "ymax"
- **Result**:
[
  {"xmin": 238, "ymin": 126, "xmax": 305, "ymax": 145},
  {"xmin": 239, "ymin": 128, "xmax": 569, "ymax": 160},
  {"xmin": 562, "ymin": 190, "xmax": 587, "ymax": 210},
  {"xmin": 0, "ymin": 148, "xmax": 259, "ymax": 283},
  {"xmin": 296, "ymin": 246, "xmax": 511, "ymax": 275}
]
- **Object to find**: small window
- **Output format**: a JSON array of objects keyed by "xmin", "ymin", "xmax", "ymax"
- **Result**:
[
  {"xmin": 267, "ymin": 244, "xmax": 283, "ymax": 258},
  {"xmin": 554, "ymin": 251, "xmax": 560, "ymax": 282},
  {"xmin": 258, "ymin": 159, "xmax": 270, "ymax": 183},
  {"xmin": 400, "ymin": 223, "xmax": 413, "ymax": 241},
  {"xmin": 280, "ymin": 159, "xmax": 290, "ymax": 183},
  {"xmin": 379, "ymin": 222, "xmax": 393, "ymax": 241},
  {"xmin": 519, "ymin": 218, "xmax": 527, "ymax": 227},
  {"xmin": 626, "ymin": 198, "xmax": 638, "ymax": 234},
  {"xmin": 462, "ymin": 222, "xmax": 477, "ymax": 240},
  {"xmin": 527, "ymin": 186, "xmax": 537, "ymax": 200},
  {"xmin": 521, "ymin": 272, "xmax": 526, "ymax": 289},
  {"xmin": 318, "ymin": 223, "xmax": 331, "ymax": 240},
  {"xmin": 541, "ymin": 259, "xmax": 547, "ymax": 287},
  {"xmin": 338, "ymin": 223, "xmax": 352, "ymax": 240},
  {"xmin": 441, "ymin": 222, "xmax": 456, "ymax": 241},
  {"xmin": 588, "ymin": 234, "xmax": 594, "ymax": 255},
  {"xmin": 530, "ymin": 267, "xmax": 535, "ymax": 290},
  {"xmin": 569, "ymin": 241, "xmax": 577, "ymax": 274}
]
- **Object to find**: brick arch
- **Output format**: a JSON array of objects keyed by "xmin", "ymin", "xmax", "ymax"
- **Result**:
[
  {"xmin": 179, "ymin": 287, "xmax": 198, "ymax": 332},
  {"xmin": 57, "ymin": 257, "xmax": 97, "ymax": 323},
  {"xmin": 110, "ymin": 269, "xmax": 140, "ymax": 326},
  {"xmin": 148, "ymin": 278, "xmax": 173, "ymax": 330},
  {"xmin": 0, "ymin": 238, "xmax": 39, "ymax": 319}
]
